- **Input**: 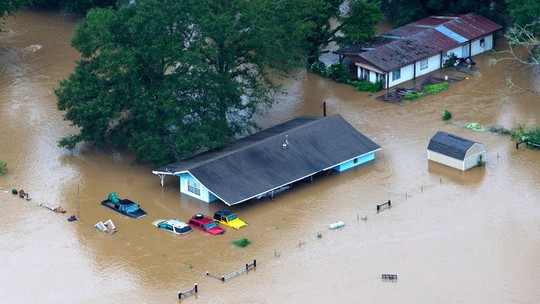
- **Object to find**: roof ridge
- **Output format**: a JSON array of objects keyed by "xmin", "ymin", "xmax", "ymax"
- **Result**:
[{"xmin": 181, "ymin": 115, "xmax": 330, "ymax": 172}]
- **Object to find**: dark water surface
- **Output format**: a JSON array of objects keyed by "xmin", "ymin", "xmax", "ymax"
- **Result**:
[{"xmin": 1, "ymin": 11, "xmax": 539, "ymax": 304}]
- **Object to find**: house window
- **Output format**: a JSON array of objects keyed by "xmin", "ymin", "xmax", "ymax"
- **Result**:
[
  {"xmin": 480, "ymin": 38, "xmax": 485, "ymax": 48},
  {"xmin": 420, "ymin": 59, "xmax": 428, "ymax": 70},
  {"xmin": 392, "ymin": 69, "xmax": 401, "ymax": 81},
  {"xmin": 187, "ymin": 180, "xmax": 201, "ymax": 195}
]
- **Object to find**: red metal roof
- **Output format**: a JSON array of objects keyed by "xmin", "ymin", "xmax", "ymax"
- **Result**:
[
  {"xmin": 359, "ymin": 29, "xmax": 458, "ymax": 72},
  {"xmin": 440, "ymin": 14, "xmax": 503, "ymax": 40},
  {"xmin": 338, "ymin": 13, "xmax": 502, "ymax": 72}
]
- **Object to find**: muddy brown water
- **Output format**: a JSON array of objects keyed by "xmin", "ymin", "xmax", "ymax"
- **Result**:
[{"xmin": 1, "ymin": 11, "xmax": 539, "ymax": 304}]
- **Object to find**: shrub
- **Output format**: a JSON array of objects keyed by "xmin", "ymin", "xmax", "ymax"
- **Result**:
[
  {"xmin": 233, "ymin": 238, "xmax": 251, "ymax": 247},
  {"xmin": 443, "ymin": 52, "xmax": 458, "ymax": 67},
  {"xmin": 0, "ymin": 159, "xmax": 7, "ymax": 175},
  {"xmin": 403, "ymin": 92, "xmax": 426, "ymax": 100},
  {"xmin": 511, "ymin": 124, "xmax": 540, "ymax": 145},
  {"xmin": 327, "ymin": 63, "xmax": 350, "ymax": 83},
  {"xmin": 477, "ymin": 154, "xmax": 484, "ymax": 167},
  {"xmin": 310, "ymin": 61, "xmax": 327, "ymax": 77},
  {"xmin": 424, "ymin": 82, "xmax": 449, "ymax": 94},
  {"xmin": 467, "ymin": 122, "xmax": 485, "ymax": 132},
  {"xmin": 352, "ymin": 81, "xmax": 382, "ymax": 92},
  {"xmin": 442, "ymin": 109, "xmax": 452, "ymax": 121}
]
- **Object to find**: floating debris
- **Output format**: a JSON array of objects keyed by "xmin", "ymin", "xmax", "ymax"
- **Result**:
[{"xmin": 329, "ymin": 221, "xmax": 345, "ymax": 230}]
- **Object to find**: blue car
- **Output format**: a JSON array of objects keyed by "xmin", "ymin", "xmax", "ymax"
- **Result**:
[{"xmin": 101, "ymin": 193, "xmax": 147, "ymax": 218}]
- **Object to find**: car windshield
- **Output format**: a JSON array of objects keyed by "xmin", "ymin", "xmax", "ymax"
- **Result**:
[
  {"xmin": 124, "ymin": 204, "xmax": 140, "ymax": 213},
  {"xmin": 205, "ymin": 222, "xmax": 217, "ymax": 229},
  {"xmin": 175, "ymin": 226, "xmax": 188, "ymax": 233},
  {"xmin": 227, "ymin": 214, "xmax": 237, "ymax": 221}
]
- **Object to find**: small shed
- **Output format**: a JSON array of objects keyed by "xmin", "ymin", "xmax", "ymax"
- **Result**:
[{"xmin": 427, "ymin": 131, "xmax": 486, "ymax": 171}]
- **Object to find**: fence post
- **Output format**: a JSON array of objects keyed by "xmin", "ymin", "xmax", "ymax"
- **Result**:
[
  {"xmin": 254, "ymin": 259, "xmax": 257, "ymax": 267},
  {"xmin": 246, "ymin": 263, "xmax": 249, "ymax": 271},
  {"xmin": 194, "ymin": 284, "xmax": 198, "ymax": 293},
  {"xmin": 221, "ymin": 276, "xmax": 225, "ymax": 282}
]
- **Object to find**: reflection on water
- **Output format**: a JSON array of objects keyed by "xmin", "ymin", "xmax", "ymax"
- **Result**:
[{"xmin": 0, "ymin": 10, "xmax": 539, "ymax": 304}]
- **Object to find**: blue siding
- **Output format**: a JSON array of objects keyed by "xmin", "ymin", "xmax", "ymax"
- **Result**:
[
  {"xmin": 333, "ymin": 152, "xmax": 375, "ymax": 172},
  {"xmin": 179, "ymin": 173, "xmax": 218, "ymax": 203}
]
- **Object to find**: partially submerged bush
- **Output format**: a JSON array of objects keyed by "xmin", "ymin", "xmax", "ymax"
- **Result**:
[
  {"xmin": 403, "ymin": 92, "xmax": 426, "ymax": 100},
  {"xmin": 442, "ymin": 109, "xmax": 453, "ymax": 121},
  {"xmin": 310, "ymin": 61, "xmax": 327, "ymax": 77},
  {"xmin": 233, "ymin": 238, "xmax": 251, "ymax": 248},
  {"xmin": 511, "ymin": 124, "xmax": 540, "ymax": 145},
  {"xmin": 424, "ymin": 82, "xmax": 449, "ymax": 94},
  {"xmin": 352, "ymin": 81, "xmax": 382, "ymax": 92},
  {"xmin": 0, "ymin": 159, "xmax": 7, "ymax": 175},
  {"xmin": 327, "ymin": 63, "xmax": 350, "ymax": 83},
  {"xmin": 467, "ymin": 122, "xmax": 485, "ymax": 132}
]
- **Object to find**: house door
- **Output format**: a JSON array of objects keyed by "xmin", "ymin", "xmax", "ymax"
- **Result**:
[{"xmin": 462, "ymin": 45, "xmax": 469, "ymax": 58}]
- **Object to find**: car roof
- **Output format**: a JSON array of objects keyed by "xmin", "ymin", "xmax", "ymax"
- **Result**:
[
  {"xmin": 163, "ymin": 219, "xmax": 188, "ymax": 226},
  {"xmin": 216, "ymin": 210, "xmax": 235, "ymax": 216},
  {"xmin": 191, "ymin": 215, "xmax": 213, "ymax": 224}
]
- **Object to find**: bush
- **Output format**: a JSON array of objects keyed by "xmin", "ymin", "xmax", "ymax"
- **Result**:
[
  {"xmin": 424, "ymin": 82, "xmax": 448, "ymax": 94},
  {"xmin": 352, "ymin": 81, "xmax": 382, "ymax": 92},
  {"xmin": 403, "ymin": 92, "xmax": 426, "ymax": 100},
  {"xmin": 477, "ymin": 154, "xmax": 484, "ymax": 167},
  {"xmin": 0, "ymin": 160, "xmax": 7, "ymax": 175},
  {"xmin": 233, "ymin": 238, "xmax": 251, "ymax": 247},
  {"xmin": 467, "ymin": 122, "xmax": 485, "ymax": 131},
  {"xmin": 511, "ymin": 124, "xmax": 540, "ymax": 145},
  {"xmin": 310, "ymin": 61, "xmax": 327, "ymax": 77},
  {"xmin": 327, "ymin": 63, "xmax": 350, "ymax": 83},
  {"xmin": 442, "ymin": 109, "xmax": 452, "ymax": 121},
  {"xmin": 443, "ymin": 52, "xmax": 458, "ymax": 67}
]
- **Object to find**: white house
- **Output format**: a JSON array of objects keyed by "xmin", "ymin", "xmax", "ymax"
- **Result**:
[{"xmin": 336, "ymin": 13, "xmax": 502, "ymax": 89}]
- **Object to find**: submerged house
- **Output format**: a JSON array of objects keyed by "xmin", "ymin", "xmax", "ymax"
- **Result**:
[
  {"xmin": 153, "ymin": 115, "xmax": 381, "ymax": 206},
  {"xmin": 427, "ymin": 131, "xmax": 486, "ymax": 171},
  {"xmin": 335, "ymin": 13, "xmax": 502, "ymax": 89}
]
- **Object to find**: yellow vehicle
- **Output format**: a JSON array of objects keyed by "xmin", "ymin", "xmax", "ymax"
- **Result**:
[{"xmin": 213, "ymin": 210, "xmax": 247, "ymax": 229}]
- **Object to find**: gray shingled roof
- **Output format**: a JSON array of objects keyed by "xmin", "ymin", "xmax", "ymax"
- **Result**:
[
  {"xmin": 427, "ymin": 131, "xmax": 476, "ymax": 160},
  {"xmin": 154, "ymin": 115, "xmax": 381, "ymax": 205}
]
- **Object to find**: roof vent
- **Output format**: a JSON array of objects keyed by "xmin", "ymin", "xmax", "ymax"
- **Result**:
[{"xmin": 282, "ymin": 135, "xmax": 289, "ymax": 149}]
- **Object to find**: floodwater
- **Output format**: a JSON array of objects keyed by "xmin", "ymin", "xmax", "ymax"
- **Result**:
[{"xmin": 1, "ymin": 10, "xmax": 539, "ymax": 304}]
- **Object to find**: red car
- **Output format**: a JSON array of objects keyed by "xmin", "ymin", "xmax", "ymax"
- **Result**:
[{"xmin": 188, "ymin": 214, "xmax": 225, "ymax": 235}]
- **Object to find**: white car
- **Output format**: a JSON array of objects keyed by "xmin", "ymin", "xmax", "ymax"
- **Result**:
[{"xmin": 153, "ymin": 219, "xmax": 192, "ymax": 235}]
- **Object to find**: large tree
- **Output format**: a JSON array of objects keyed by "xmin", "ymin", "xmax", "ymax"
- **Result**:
[
  {"xmin": 0, "ymin": 0, "xmax": 30, "ymax": 28},
  {"xmin": 55, "ymin": 0, "xmax": 308, "ymax": 165},
  {"xmin": 489, "ymin": 21, "xmax": 540, "ymax": 93},
  {"xmin": 300, "ymin": 0, "xmax": 383, "ymax": 65}
]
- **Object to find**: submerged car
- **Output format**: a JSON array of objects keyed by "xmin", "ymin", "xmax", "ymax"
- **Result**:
[
  {"xmin": 101, "ymin": 192, "xmax": 147, "ymax": 218},
  {"xmin": 213, "ymin": 210, "xmax": 247, "ymax": 229},
  {"xmin": 153, "ymin": 219, "xmax": 192, "ymax": 235},
  {"xmin": 188, "ymin": 214, "xmax": 225, "ymax": 235}
]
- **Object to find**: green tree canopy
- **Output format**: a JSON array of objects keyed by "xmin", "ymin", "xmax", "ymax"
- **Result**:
[
  {"xmin": 373, "ymin": 0, "xmax": 506, "ymax": 27},
  {"xmin": 56, "ymin": 0, "xmax": 308, "ymax": 165},
  {"xmin": 298, "ymin": 0, "xmax": 382, "ymax": 64},
  {"xmin": 505, "ymin": 0, "xmax": 540, "ymax": 32},
  {"xmin": 1, "ymin": 0, "xmax": 30, "ymax": 28}
]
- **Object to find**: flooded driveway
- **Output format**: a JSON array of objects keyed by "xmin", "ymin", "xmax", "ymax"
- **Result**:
[{"xmin": 1, "ymin": 11, "xmax": 539, "ymax": 303}]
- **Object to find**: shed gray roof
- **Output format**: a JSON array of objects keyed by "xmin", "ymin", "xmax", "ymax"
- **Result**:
[
  {"xmin": 427, "ymin": 131, "xmax": 477, "ymax": 160},
  {"xmin": 154, "ymin": 115, "xmax": 381, "ymax": 205}
]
